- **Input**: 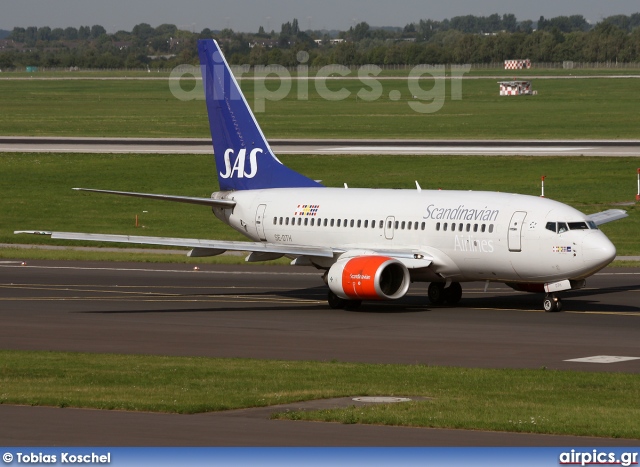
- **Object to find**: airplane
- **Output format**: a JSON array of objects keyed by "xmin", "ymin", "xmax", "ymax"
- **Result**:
[{"xmin": 17, "ymin": 39, "xmax": 628, "ymax": 313}]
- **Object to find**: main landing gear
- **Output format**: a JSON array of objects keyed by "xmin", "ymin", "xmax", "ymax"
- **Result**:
[
  {"xmin": 543, "ymin": 293, "xmax": 563, "ymax": 312},
  {"xmin": 427, "ymin": 282, "xmax": 462, "ymax": 306}
]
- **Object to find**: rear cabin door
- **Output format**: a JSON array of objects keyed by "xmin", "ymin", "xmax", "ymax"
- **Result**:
[
  {"xmin": 508, "ymin": 211, "xmax": 527, "ymax": 252},
  {"xmin": 255, "ymin": 204, "xmax": 267, "ymax": 241}
]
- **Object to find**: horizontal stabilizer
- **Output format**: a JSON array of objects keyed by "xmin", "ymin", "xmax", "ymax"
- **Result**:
[
  {"xmin": 73, "ymin": 188, "xmax": 236, "ymax": 209},
  {"xmin": 587, "ymin": 209, "xmax": 628, "ymax": 226}
]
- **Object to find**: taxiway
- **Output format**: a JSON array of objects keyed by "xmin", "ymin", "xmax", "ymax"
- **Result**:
[{"xmin": 1, "ymin": 260, "xmax": 638, "ymax": 446}]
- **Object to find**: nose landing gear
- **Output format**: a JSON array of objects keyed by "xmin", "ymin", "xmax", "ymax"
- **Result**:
[{"xmin": 543, "ymin": 293, "xmax": 562, "ymax": 312}]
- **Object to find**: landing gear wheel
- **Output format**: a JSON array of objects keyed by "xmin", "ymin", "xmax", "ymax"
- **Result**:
[
  {"xmin": 428, "ymin": 282, "xmax": 446, "ymax": 305},
  {"xmin": 543, "ymin": 294, "xmax": 562, "ymax": 312},
  {"xmin": 328, "ymin": 291, "xmax": 347, "ymax": 309},
  {"xmin": 444, "ymin": 282, "xmax": 463, "ymax": 305}
]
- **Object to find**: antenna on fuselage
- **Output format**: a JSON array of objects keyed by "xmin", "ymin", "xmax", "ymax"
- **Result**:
[
  {"xmin": 541, "ymin": 175, "xmax": 546, "ymax": 198},
  {"xmin": 415, "ymin": 181, "xmax": 422, "ymax": 192}
]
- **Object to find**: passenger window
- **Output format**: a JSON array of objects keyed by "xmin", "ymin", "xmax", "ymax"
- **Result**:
[
  {"xmin": 337, "ymin": 219, "xmax": 341, "ymax": 227},
  {"xmin": 286, "ymin": 217, "xmax": 290, "ymax": 226},
  {"xmin": 407, "ymin": 222, "xmax": 412, "ymax": 230},
  {"xmin": 279, "ymin": 217, "xmax": 283, "ymax": 225},
  {"xmin": 380, "ymin": 220, "xmax": 385, "ymax": 229},
  {"xmin": 466, "ymin": 224, "xmax": 471, "ymax": 232},
  {"xmin": 473, "ymin": 224, "xmax": 478, "ymax": 232},
  {"xmin": 344, "ymin": 219, "xmax": 348, "ymax": 227},
  {"xmin": 364, "ymin": 220, "xmax": 368, "ymax": 228},
  {"xmin": 304, "ymin": 218, "xmax": 308, "ymax": 226},
  {"xmin": 350, "ymin": 220, "xmax": 354, "ymax": 228},
  {"xmin": 558, "ymin": 222, "xmax": 568, "ymax": 234},
  {"xmin": 421, "ymin": 222, "xmax": 425, "ymax": 230},
  {"xmin": 481, "ymin": 224, "xmax": 486, "ymax": 233},
  {"xmin": 401, "ymin": 221, "xmax": 406, "ymax": 230},
  {"xmin": 330, "ymin": 219, "xmax": 334, "ymax": 227},
  {"xmin": 443, "ymin": 223, "xmax": 448, "ymax": 231},
  {"xmin": 436, "ymin": 222, "xmax": 440, "ymax": 231},
  {"xmin": 273, "ymin": 217, "xmax": 277, "ymax": 225},
  {"xmin": 489, "ymin": 224, "xmax": 494, "ymax": 233},
  {"xmin": 311, "ymin": 218, "xmax": 315, "ymax": 226},
  {"xmin": 298, "ymin": 218, "xmax": 302, "ymax": 226}
]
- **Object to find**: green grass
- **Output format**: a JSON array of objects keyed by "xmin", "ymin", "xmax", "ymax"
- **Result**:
[
  {"xmin": 1, "ymin": 350, "xmax": 638, "ymax": 439},
  {"xmin": 1, "ymin": 153, "xmax": 638, "ymax": 255},
  {"xmin": 1, "ymin": 78, "xmax": 640, "ymax": 138}
]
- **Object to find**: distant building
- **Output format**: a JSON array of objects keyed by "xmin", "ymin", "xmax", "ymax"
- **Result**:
[{"xmin": 249, "ymin": 39, "xmax": 279, "ymax": 49}]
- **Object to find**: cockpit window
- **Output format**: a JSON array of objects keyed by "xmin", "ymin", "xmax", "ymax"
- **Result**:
[
  {"xmin": 548, "ymin": 221, "xmax": 597, "ymax": 234},
  {"xmin": 568, "ymin": 221, "xmax": 589, "ymax": 230}
]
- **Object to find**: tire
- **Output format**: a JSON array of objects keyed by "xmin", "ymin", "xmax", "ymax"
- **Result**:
[
  {"xmin": 543, "ymin": 294, "xmax": 559, "ymax": 312},
  {"xmin": 428, "ymin": 282, "xmax": 446, "ymax": 305},
  {"xmin": 328, "ymin": 290, "xmax": 347, "ymax": 309},
  {"xmin": 444, "ymin": 282, "xmax": 463, "ymax": 305}
]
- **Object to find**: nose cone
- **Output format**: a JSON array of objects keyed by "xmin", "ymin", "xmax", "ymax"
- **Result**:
[{"xmin": 582, "ymin": 231, "xmax": 617, "ymax": 270}]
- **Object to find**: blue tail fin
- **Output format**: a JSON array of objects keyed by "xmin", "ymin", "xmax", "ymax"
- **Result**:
[{"xmin": 198, "ymin": 39, "xmax": 322, "ymax": 191}]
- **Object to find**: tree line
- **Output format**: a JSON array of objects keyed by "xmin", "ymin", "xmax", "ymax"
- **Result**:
[{"xmin": 1, "ymin": 13, "xmax": 639, "ymax": 71}]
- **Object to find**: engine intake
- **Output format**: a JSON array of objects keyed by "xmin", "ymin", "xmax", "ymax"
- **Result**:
[{"xmin": 327, "ymin": 255, "xmax": 410, "ymax": 300}]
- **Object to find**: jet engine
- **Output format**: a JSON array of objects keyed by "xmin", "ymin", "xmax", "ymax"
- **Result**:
[{"xmin": 327, "ymin": 255, "xmax": 411, "ymax": 300}]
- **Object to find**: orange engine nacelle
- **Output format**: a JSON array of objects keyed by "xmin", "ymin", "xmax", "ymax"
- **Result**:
[{"xmin": 327, "ymin": 255, "xmax": 410, "ymax": 300}]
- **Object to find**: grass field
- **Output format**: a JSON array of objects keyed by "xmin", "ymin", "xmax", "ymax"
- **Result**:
[
  {"xmin": 1, "ymin": 77, "xmax": 640, "ymax": 139},
  {"xmin": 2, "ymin": 153, "xmax": 638, "ymax": 255},
  {"xmin": 1, "ymin": 350, "xmax": 639, "ymax": 439}
]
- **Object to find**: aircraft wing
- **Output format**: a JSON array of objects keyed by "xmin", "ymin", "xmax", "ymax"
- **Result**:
[
  {"xmin": 14, "ymin": 231, "xmax": 336, "ymax": 259},
  {"xmin": 587, "ymin": 209, "xmax": 628, "ymax": 226},
  {"xmin": 14, "ymin": 230, "xmax": 435, "ymax": 269},
  {"xmin": 366, "ymin": 249, "xmax": 434, "ymax": 269}
]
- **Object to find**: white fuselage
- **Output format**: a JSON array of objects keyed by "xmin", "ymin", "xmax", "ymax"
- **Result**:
[{"xmin": 213, "ymin": 188, "xmax": 616, "ymax": 284}]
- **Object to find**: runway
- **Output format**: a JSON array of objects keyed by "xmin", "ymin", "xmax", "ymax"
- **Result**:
[
  {"xmin": 1, "ymin": 260, "xmax": 639, "ymax": 446},
  {"xmin": 2, "ymin": 136, "xmax": 640, "ymax": 156}
]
